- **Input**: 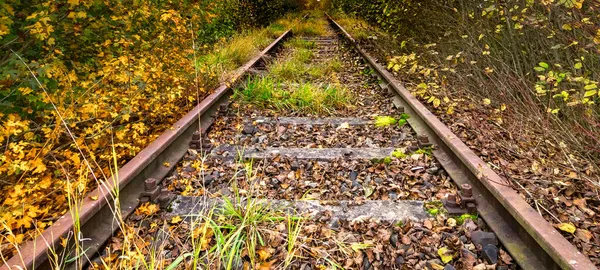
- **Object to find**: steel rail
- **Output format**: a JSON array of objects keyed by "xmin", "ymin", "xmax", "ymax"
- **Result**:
[
  {"xmin": 325, "ymin": 13, "xmax": 595, "ymax": 270},
  {"xmin": 1, "ymin": 29, "xmax": 291, "ymax": 270}
]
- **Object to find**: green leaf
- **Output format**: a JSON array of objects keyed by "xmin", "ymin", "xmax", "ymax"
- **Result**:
[
  {"xmin": 538, "ymin": 62, "xmax": 549, "ymax": 69},
  {"xmin": 574, "ymin": 62, "xmax": 583, "ymax": 69},
  {"xmin": 584, "ymin": 84, "xmax": 597, "ymax": 90}
]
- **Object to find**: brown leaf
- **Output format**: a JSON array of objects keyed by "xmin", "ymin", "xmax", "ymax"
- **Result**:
[
  {"xmin": 424, "ymin": 219, "xmax": 433, "ymax": 230},
  {"xmin": 257, "ymin": 259, "xmax": 276, "ymax": 270},
  {"xmin": 573, "ymin": 198, "xmax": 595, "ymax": 216},
  {"xmin": 401, "ymin": 235, "xmax": 411, "ymax": 245},
  {"xmin": 575, "ymin": 229, "xmax": 593, "ymax": 243}
]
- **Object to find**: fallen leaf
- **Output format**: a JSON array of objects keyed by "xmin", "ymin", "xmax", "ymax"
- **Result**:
[
  {"xmin": 170, "ymin": 215, "xmax": 182, "ymax": 224},
  {"xmin": 556, "ymin": 222, "xmax": 576, "ymax": 234},
  {"xmin": 257, "ymin": 259, "xmax": 276, "ymax": 270},
  {"xmin": 338, "ymin": 122, "xmax": 350, "ymax": 129},
  {"xmin": 424, "ymin": 219, "xmax": 433, "ymax": 230},
  {"xmin": 575, "ymin": 229, "xmax": 593, "ymax": 243},
  {"xmin": 437, "ymin": 247, "xmax": 453, "ymax": 264},
  {"xmin": 257, "ymin": 247, "xmax": 274, "ymax": 261}
]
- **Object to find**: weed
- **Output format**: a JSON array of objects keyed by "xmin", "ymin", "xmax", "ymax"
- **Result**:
[
  {"xmin": 235, "ymin": 77, "xmax": 352, "ymax": 115},
  {"xmin": 456, "ymin": 213, "xmax": 478, "ymax": 225},
  {"xmin": 425, "ymin": 200, "xmax": 444, "ymax": 216},
  {"xmin": 398, "ymin": 113, "xmax": 410, "ymax": 127},
  {"xmin": 414, "ymin": 146, "xmax": 433, "ymax": 156},
  {"xmin": 391, "ymin": 148, "xmax": 407, "ymax": 159}
]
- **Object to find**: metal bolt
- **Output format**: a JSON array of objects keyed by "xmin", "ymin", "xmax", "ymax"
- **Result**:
[
  {"xmin": 219, "ymin": 104, "xmax": 228, "ymax": 112},
  {"xmin": 461, "ymin": 184, "xmax": 473, "ymax": 197},
  {"xmin": 192, "ymin": 131, "xmax": 201, "ymax": 141},
  {"xmin": 447, "ymin": 193, "xmax": 458, "ymax": 206},
  {"xmin": 145, "ymin": 178, "xmax": 157, "ymax": 191}
]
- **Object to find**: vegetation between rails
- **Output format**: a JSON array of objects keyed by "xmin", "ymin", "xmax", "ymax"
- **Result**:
[{"xmin": 234, "ymin": 35, "xmax": 352, "ymax": 115}]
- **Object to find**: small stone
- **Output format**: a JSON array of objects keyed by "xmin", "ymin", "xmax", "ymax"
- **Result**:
[
  {"xmin": 459, "ymin": 235, "xmax": 468, "ymax": 243},
  {"xmin": 306, "ymin": 181, "xmax": 318, "ymax": 188},
  {"xmin": 291, "ymin": 160, "xmax": 300, "ymax": 170},
  {"xmin": 390, "ymin": 233, "xmax": 399, "ymax": 248},
  {"xmin": 426, "ymin": 166, "xmax": 439, "ymax": 174},
  {"xmin": 258, "ymin": 135, "xmax": 267, "ymax": 143},
  {"xmin": 461, "ymin": 248, "xmax": 477, "ymax": 264},
  {"xmin": 350, "ymin": 171, "xmax": 360, "ymax": 187},
  {"xmin": 340, "ymin": 183, "xmax": 349, "ymax": 193},
  {"xmin": 277, "ymin": 126, "xmax": 287, "ymax": 135},
  {"xmin": 444, "ymin": 265, "xmax": 456, "ymax": 270},
  {"xmin": 242, "ymin": 124, "xmax": 256, "ymax": 135},
  {"xmin": 389, "ymin": 191, "xmax": 398, "ymax": 200},
  {"xmin": 330, "ymin": 218, "xmax": 340, "ymax": 230},
  {"xmin": 374, "ymin": 177, "xmax": 383, "ymax": 184},
  {"xmin": 271, "ymin": 178, "xmax": 280, "ymax": 186},
  {"xmin": 482, "ymin": 244, "xmax": 499, "ymax": 264},
  {"xmin": 362, "ymin": 253, "xmax": 372, "ymax": 270},
  {"xmin": 471, "ymin": 231, "xmax": 498, "ymax": 248},
  {"xmin": 463, "ymin": 218, "xmax": 478, "ymax": 232},
  {"xmin": 394, "ymin": 256, "xmax": 404, "ymax": 266}
]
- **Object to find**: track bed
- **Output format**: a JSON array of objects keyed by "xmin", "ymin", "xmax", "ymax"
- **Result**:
[{"xmin": 96, "ymin": 17, "xmax": 516, "ymax": 270}]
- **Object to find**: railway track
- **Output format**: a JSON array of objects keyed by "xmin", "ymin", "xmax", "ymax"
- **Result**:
[{"xmin": 2, "ymin": 14, "xmax": 596, "ymax": 270}]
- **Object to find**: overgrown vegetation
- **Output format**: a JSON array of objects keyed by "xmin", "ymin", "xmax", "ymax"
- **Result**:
[
  {"xmin": 234, "ymin": 35, "xmax": 351, "ymax": 114},
  {"xmin": 0, "ymin": 0, "xmax": 300, "ymax": 260},
  {"xmin": 329, "ymin": 0, "xmax": 600, "ymax": 159}
]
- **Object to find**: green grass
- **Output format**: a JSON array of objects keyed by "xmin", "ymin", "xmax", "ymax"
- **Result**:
[
  {"xmin": 269, "ymin": 38, "xmax": 343, "ymax": 82},
  {"xmin": 196, "ymin": 27, "xmax": 280, "ymax": 85},
  {"xmin": 234, "ymin": 76, "xmax": 352, "ymax": 114},
  {"xmin": 293, "ymin": 18, "xmax": 328, "ymax": 36}
]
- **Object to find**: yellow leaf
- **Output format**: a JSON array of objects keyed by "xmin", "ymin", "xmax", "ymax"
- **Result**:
[
  {"xmin": 562, "ymin": 24, "xmax": 572, "ymax": 31},
  {"xmin": 482, "ymin": 98, "xmax": 491, "ymax": 105},
  {"xmin": 163, "ymin": 162, "xmax": 170, "ymax": 167},
  {"xmin": 67, "ymin": 0, "xmax": 79, "ymax": 6},
  {"xmin": 76, "ymin": 11, "xmax": 87, "ymax": 19},
  {"xmin": 170, "ymin": 215, "xmax": 182, "ymax": 224},
  {"xmin": 437, "ymin": 247, "xmax": 453, "ymax": 264},
  {"xmin": 433, "ymin": 98, "xmax": 441, "ymax": 108},
  {"xmin": 257, "ymin": 247, "xmax": 274, "ymax": 261},
  {"xmin": 556, "ymin": 222, "xmax": 576, "ymax": 234},
  {"xmin": 584, "ymin": 90, "xmax": 597, "ymax": 98},
  {"xmin": 136, "ymin": 202, "xmax": 159, "ymax": 216}
]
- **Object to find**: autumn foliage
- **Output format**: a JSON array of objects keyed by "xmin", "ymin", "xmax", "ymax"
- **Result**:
[
  {"xmin": 329, "ymin": 0, "xmax": 600, "ymax": 156},
  {"xmin": 0, "ymin": 0, "xmax": 297, "ymax": 255}
]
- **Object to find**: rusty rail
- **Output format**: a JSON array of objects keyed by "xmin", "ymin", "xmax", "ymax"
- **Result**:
[
  {"xmin": 326, "ymin": 13, "xmax": 595, "ymax": 270},
  {"xmin": 1, "ymin": 30, "xmax": 291, "ymax": 270}
]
